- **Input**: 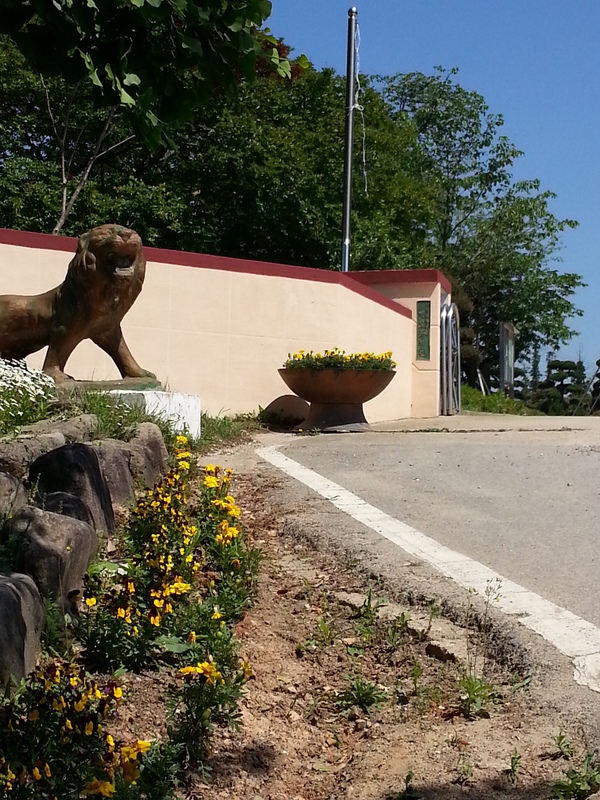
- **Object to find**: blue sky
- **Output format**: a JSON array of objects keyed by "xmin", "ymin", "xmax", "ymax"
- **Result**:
[{"xmin": 268, "ymin": 1, "xmax": 600, "ymax": 370}]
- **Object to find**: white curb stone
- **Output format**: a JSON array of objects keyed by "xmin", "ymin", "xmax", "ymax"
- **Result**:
[{"xmin": 108, "ymin": 391, "xmax": 201, "ymax": 438}]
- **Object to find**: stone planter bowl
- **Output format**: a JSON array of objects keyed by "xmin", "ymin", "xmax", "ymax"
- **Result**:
[{"xmin": 278, "ymin": 367, "xmax": 396, "ymax": 430}]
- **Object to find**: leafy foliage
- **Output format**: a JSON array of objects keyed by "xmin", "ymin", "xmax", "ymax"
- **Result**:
[
  {"xmin": 380, "ymin": 68, "xmax": 583, "ymax": 375},
  {"xmin": 0, "ymin": 0, "xmax": 290, "ymax": 143}
]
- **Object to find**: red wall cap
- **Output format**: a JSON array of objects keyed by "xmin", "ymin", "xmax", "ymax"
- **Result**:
[{"xmin": 0, "ymin": 227, "xmax": 413, "ymax": 320}]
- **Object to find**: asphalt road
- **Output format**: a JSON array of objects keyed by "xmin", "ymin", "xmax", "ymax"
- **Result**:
[{"xmin": 278, "ymin": 419, "xmax": 600, "ymax": 629}]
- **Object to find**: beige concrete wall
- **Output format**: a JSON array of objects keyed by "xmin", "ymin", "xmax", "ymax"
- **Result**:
[
  {"xmin": 0, "ymin": 241, "xmax": 416, "ymax": 422},
  {"xmin": 355, "ymin": 280, "xmax": 444, "ymax": 417}
]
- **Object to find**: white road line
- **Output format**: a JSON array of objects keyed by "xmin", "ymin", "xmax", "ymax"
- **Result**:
[{"xmin": 257, "ymin": 445, "xmax": 600, "ymax": 693}]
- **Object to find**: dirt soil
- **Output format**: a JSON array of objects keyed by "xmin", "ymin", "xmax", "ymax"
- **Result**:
[{"xmin": 116, "ymin": 468, "xmax": 595, "ymax": 800}]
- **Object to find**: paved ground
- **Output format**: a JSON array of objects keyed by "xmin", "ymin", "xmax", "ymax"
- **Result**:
[{"xmin": 276, "ymin": 416, "xmax": 600, "ymax": 628}]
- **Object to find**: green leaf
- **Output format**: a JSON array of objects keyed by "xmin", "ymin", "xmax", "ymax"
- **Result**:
[
  {"xmin": 119, "ymin": 86, "xmax": 136, "ymax": 106},
  {"xmin": 154, "ymin": 635, "xmax": 191, "ymax": 653},
  {"xmin": 78, "ymin": 49, "xmax": 103, "ymax": 86},
  {"xmin": 123, "ymin": 72, "xmax": 141, "ymax": 86}
]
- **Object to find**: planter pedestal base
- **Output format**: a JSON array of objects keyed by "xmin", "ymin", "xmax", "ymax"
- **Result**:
[
  {"xmin": 278, "ymin": 368, "xmax": 396, "ymax": 432},
  {"xmin": 299, "ymin": 402, "xmax": 368, "ymax": 431}
]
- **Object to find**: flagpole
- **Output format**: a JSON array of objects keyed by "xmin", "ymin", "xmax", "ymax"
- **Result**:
[{"xmin": 341, "ymin": 7, "xmax": 357, "ymax": 273}]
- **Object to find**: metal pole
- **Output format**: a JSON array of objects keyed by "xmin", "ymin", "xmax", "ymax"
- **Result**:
[{"xmin": 341, "ymin": 7, "xmax": 357, "ymax": 273}]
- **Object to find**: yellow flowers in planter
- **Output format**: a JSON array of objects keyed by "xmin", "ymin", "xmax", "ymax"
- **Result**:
[{"xmin": 284, "ymin": 347, "xmax": 396, "ymax": 370}]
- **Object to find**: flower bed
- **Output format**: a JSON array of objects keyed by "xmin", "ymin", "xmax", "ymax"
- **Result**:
[
  {"xmin": 0, "ymin": 435, "xmax": 259, "ymax": 798},
  {"xmin": 283, "ymin": 348, "xmax": 396, "ymax": 371}
]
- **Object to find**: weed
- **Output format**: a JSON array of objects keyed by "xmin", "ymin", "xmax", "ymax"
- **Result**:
[
  {"xmin": 553, "ymin": 731, "xmax": 575, "ymax": 760},
  {"xmin": 426, "ymin": 599, "xmax": 441, "ymax": 633},
  {"xmin": 336, "ymin": 676, "xmax": 387, "ymax": 713},
  {"xmin": 295, "ymin": 640, "xmax": 318, "ymax": 658},
  {"xmin": 410, "ymin": 660, "xmax": 423, "ymax": 695},
  {"xmin": 465, "ymin": 577, "xmax": 502, "ymax": 681},
  {"xmin": 354, "ymin": 588, "xmax": 382, "ymax": 644},
  {"xmin": 385, "ymin": 615, "xmax": 409, "ymax": 649},
  {"xmin": 456, "ymin": 672, "xmax": 500, "ymax": 719},
  {"xmin": 507, "ymin": 747, "xmax": 522, "ymax": 785},
  {"xmin": 552, "ymin": 752, "xmax": 600, "ymax": 798},
  {"xmin": 317, "ymin": 613, "xmax": 335, "ymax": 646},
  {"xmin": 387, "ymin": 770, "xmax": 424, "ymax": 799},
  {"xmin": 511, "ymin": 672, "xmax": 532, "ymax": 692},
  {"xmin": 454, "ymin": 757, "xmax": 473, "ymax": 786}
]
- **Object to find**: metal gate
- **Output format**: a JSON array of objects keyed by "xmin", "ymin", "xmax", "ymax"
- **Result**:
[{"xmin": 440, "ymin": 301, "xmax": 461, "ymax": 415}]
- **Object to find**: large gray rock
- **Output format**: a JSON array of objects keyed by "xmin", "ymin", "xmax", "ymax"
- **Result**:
[
  {"xmin": 129, "ymin": 422, "xmax": 169, "ymax": 486},
  {"xmin": 16, "ymin": 414, "xmax": 98, "ymax": 443},
  {"xmin": 0, "ymin": 572, "xmax": 44, "ymax": 687},
  {"xmin": 89, "ymin": 440, "xmax": 136, "ymax": 506},
  {"xmin": 0, "ymin": 433, "xmax": 66, "ymax": 480},
  {"xmin": 0, "ymin": 471, "xmax": 27, "ymax": 521},
  {"xmin": 7, "ymin": 505, "xmax": 97, "ymax": 602},
  {"xmin": 35, "ymin": 491, "xmax": 95, "ymax": 528},
  {"xmin": 29, "ymin": 443, "xmax": 114, "ymax": 533}
]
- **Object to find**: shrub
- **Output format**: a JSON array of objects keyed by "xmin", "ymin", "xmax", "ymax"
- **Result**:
[
  {"xmin": 0, "ymin": 659, "xmax": 150, "ymax": 798},
  {"xmin": 0, "ymin": 358, "xmax": 56, "ymax": 435},
  {"xmin": 461, "ymin": 385, "xmax": 530, "ymax": 415}
]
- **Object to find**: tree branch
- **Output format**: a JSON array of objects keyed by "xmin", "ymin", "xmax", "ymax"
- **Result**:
[{"xmin": 52, "ymin": 106, "xmax": 118, "ymax": 235}]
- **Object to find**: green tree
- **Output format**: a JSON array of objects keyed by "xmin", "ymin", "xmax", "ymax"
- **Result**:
[
  {"xmin": 379, "ymin": 68, "xmax": 583, "ymax": 377},
  {"xmin": 0, "ymin": 0, "xmax": 292, "ymax": 232},
  {"xmin": 528, "ymin": 358, "xmax": 590, "ymax": 415}
]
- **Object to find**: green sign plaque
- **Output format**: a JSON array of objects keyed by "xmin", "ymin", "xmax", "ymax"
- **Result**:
[{"xmin": 416, "ymin": 300, "xmax": 431, "ymax": 360}]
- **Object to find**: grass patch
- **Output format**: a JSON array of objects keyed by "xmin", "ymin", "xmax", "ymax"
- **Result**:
[
  {"xmin": 196, "ymin": 412, "xmax": 261, "ymax": 454},
  {"xmin": 461, "ymin": 385, "xmax": 533, "ymax": 415}
]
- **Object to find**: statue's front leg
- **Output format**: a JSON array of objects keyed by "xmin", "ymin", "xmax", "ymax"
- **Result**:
[
  {"xmin": 42, "ymin": 329, "xmax": 81, "ymax": 382},
  {"xmin": 92, "ymin": 325, "xmax": 156, "ymax": 379}
]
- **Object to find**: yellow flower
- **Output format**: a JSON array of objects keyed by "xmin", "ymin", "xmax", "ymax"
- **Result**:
[
  {"xmin": 188, "ymin": 631, "xmax": 197, "ymax": 643},
  {"xmin": 83, "ymin": 778, "xmax": 115, "ymax": 796},
  {"xmin": 113, "ymin": 687, "xmax": 123, "ymax": 699},
  {"xmin": 74, "ymin": 698, "xmax": 86, "ymax": 712},
  {"xmin": 176, "ymin": 434, "xmax": 188, "ymax": 445},
  {"xmin": 85, "ymin": 721, "xmax": 94, "ymax": 736},
  {"xmin": 44, "ymin": 763, "xmax": 51, "ymax": 778},
  {"xmin": 241, "ymin": 660, "xmax": 254, "ymax": 680},
  {"xmin": 203, "ymin": 475, "xmax": 219, "ymax": 488},
  {"xmin": 32, "ymin": 767, "xmax": 41, "ymax": 781},
  {"xmin": 106, "ymin": 734, "xmax": 115, "ymax": 751},
  {"xmin": 211, "ymin": 607, "xmax": 223, "ymax": 620},
  {"xmin": 85, "ymin": 597, "xmax": 97, "ymax": 607},
  {"xmin": 135, "ymin": 740, "xmax": 151, "ymax": 753},
  {"xmin": 179, "ymin": 661, "xmax": 224, "ymax": 685},
  {"xmin": 117, "ymin": 607, "xmax": 126, "ymax": 619}
]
